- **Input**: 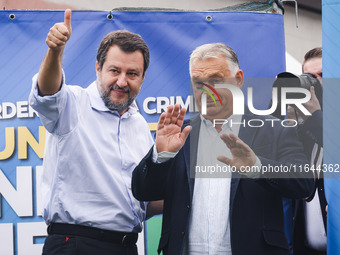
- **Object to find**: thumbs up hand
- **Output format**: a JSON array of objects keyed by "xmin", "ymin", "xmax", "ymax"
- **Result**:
[{"xmin": 46, "ymin": 9, "xmax": 72, "ymax": 51}]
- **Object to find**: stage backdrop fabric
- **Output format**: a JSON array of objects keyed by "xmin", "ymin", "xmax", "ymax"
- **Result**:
[{"xmin": 0, "ymin": 10, "xmax": 285, "ymax": 255}]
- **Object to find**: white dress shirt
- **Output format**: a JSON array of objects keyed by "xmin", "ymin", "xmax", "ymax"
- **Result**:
[
  {"xmin": 181, "ymin": 116, "xmax": 240, "ymax": 255},
  {"xmin": 29, "ymin": 73, "xmax": 153, "ymax": 232}
]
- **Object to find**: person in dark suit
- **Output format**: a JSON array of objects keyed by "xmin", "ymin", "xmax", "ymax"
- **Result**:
[{"xmin": 132, "ymin": 43, "xmax": 314, "ymax": 255}]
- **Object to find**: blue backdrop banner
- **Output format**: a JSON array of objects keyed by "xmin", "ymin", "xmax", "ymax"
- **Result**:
[{"xmin": 0, "ymin": 10, "xmax": 285, "ymax": 255}]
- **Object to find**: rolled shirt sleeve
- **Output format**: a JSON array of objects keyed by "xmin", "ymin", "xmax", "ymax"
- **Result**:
[{"xmin": 29, "ymin": 71, "xmax": 78, "ymax": 135}]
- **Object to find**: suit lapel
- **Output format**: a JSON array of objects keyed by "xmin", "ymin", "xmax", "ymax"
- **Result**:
[
  {"xmin": 238, "ymin": 113, "xmax": 258, "ymax": 147},
  {"xmin": 184, "ymin": 114, "xmax": 201, "ymax": 202},
  {"xmin": 230, "ymin": 112, "xmax": 259, "ymax": 211}
]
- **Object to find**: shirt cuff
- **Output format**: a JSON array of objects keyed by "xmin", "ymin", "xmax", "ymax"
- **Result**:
[
  {"xmin": 151, "ymin": 144, "xmax": 178, "ymax": 163},
  {"xmin": 240, "ymin": 156, "xmax": 262, "ymax": 178}
]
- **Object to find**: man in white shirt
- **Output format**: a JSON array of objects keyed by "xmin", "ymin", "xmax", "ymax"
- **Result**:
[
  {"xmin": 132, "ymin": 43, "xmax": 314, "ymax": 255},
  {"xmin": 29, "ymin": 9, "xmax": 160, "ymax": 255}
]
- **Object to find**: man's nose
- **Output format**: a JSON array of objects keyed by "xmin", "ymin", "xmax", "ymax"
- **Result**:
[{"xmin": 116, "ymin": 74, "xmax": 128, "ymax": 87}]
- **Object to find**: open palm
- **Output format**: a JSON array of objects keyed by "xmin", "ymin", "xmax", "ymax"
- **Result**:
[
  {"xmin": 155, "ymin": 104, "xmax": 191, "ymax": 153},
  {"xmin": 217, "ymin": 133, "xmax": 256, "ymax": 171}
]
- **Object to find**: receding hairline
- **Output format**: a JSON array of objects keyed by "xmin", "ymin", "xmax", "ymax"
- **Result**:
[{"xmin": 189, "ymin": 43, "xmax": 240, "ymax": 76}]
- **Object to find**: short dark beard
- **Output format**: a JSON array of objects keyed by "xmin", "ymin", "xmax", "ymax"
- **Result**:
[{"xmin": 97, "ymin": 79, "xmax": 137, "ymax": 113}]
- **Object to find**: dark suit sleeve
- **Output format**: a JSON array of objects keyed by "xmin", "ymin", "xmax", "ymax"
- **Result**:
[
  {"xmin": 132, "ymin": 146, "xmax": 174, "ymax": 201},
  {"xmin": 256, "ymin": 124, "xmax": 314, "ymax": 199},
  {"xmin": 298, "ymin": 110, "xmax": 323, "ymax": 146}
]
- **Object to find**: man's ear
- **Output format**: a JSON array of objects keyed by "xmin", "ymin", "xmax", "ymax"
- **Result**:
[
  {"xmin": 96, "ymin": 62, "xmax": 100, "ymax": 76},
  {"xmin": 235, "ymin": 69, "xmax": 244, "ymax": 88}
]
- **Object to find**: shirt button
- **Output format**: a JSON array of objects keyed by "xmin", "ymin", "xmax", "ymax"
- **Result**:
[
  {"xmin": 182, "ymin": 231, "xmax": 185, "ymax": 235},
  {"xmin": 187, "ymin": 205, "xmax": 190, "ymax": 209}
]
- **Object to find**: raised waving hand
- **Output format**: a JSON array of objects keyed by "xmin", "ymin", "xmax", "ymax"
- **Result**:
[
  {"xmin": 155, "ymin": 104, "xmax": 191, "ymax": 153},
  {"xmin": 217, "ymin": 133, "xmax": 257, "ymax": 172}
]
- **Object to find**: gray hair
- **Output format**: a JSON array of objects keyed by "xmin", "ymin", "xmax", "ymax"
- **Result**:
[{"xmin": 189, "ymin": 43, "xmax": 240, "ymax": 76}]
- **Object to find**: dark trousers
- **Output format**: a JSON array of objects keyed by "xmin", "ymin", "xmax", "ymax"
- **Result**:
[
  {"xmin": 42, "ymin": 234, "xmax": 138, "ymax": 255},
  {"xmin": 298, "ymin": 246, "xmax": 326, "ymax": 255}
]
